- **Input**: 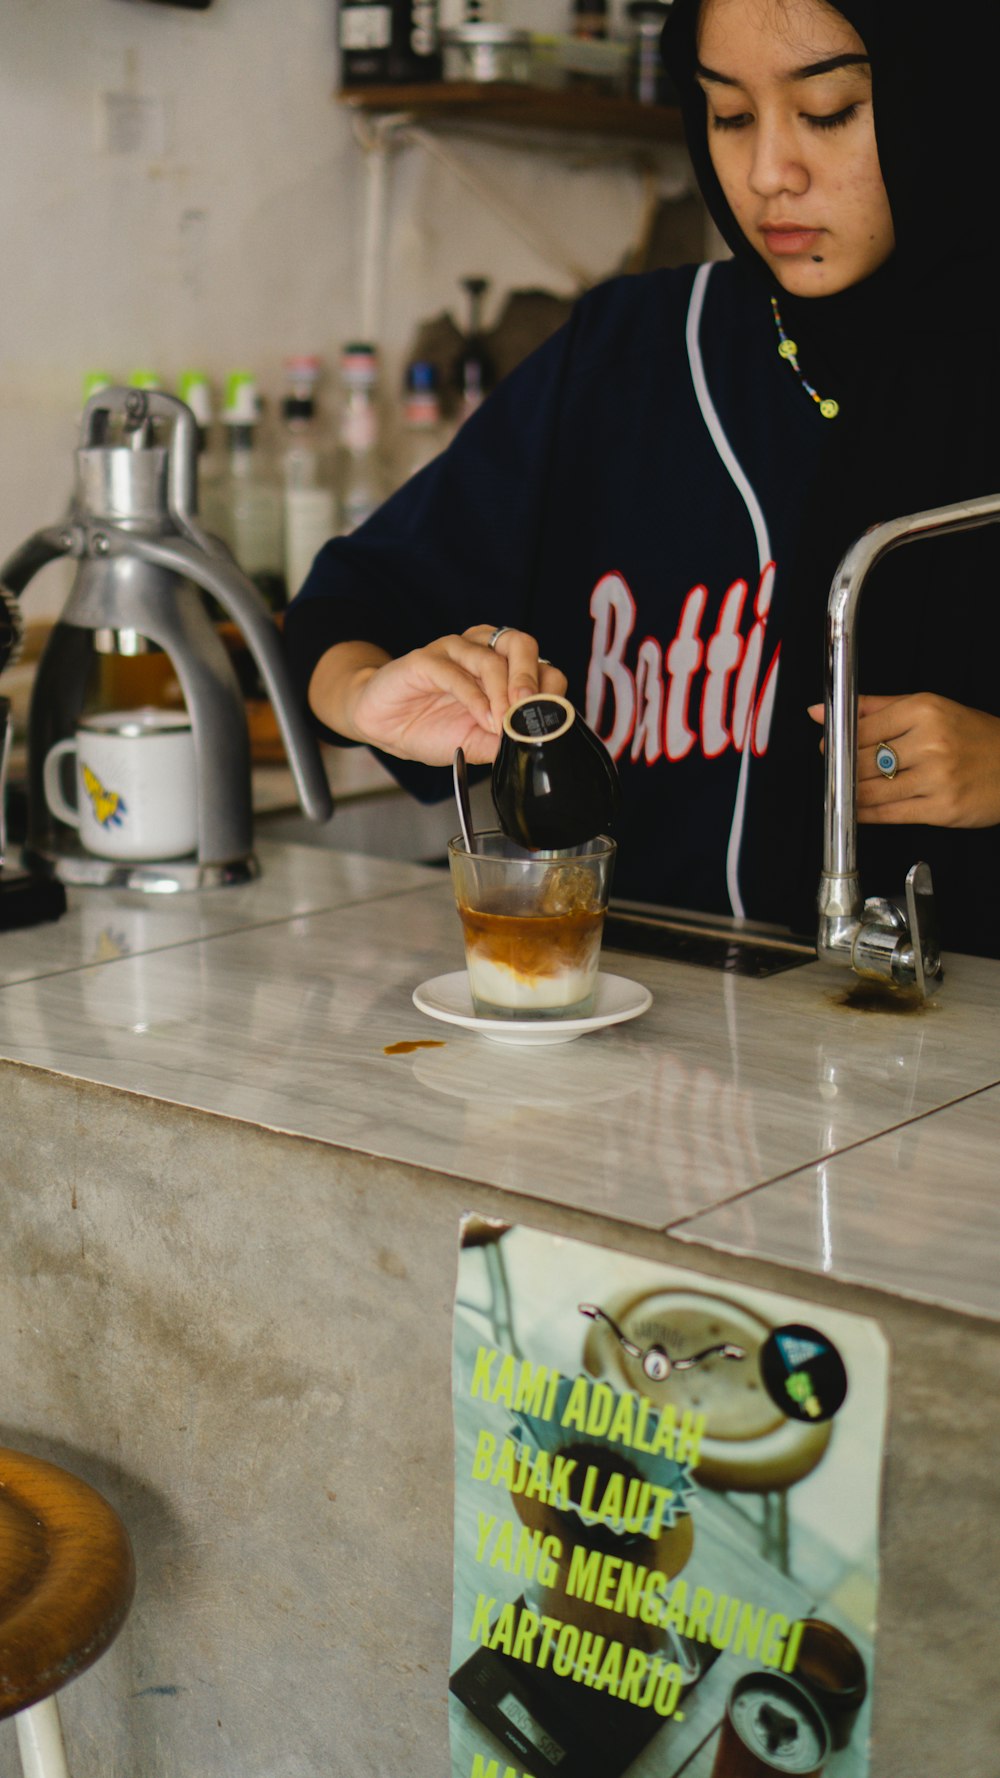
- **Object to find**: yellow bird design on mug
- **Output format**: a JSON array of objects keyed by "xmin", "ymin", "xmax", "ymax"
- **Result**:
[{"xmin": 82, "ymin": 763, "xmax": 127, "ymax": 830}]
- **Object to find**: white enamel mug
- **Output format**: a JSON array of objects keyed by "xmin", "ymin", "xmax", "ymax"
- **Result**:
[{"xmin": 43, "ymin": 708, "xmax": 198, "ymax": 861}]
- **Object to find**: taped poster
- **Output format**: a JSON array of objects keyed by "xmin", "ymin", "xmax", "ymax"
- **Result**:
[{"xmin": 450, "ymin": 1220, "xmax": 888, "ymax": 1778}]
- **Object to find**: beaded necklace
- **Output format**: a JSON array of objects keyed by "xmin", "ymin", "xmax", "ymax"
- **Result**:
[{"xmin": 770, "ymin": 296, "xmax": 840, "ymax": 420}]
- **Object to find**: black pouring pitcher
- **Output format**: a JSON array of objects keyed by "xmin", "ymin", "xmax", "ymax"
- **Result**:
[{"xmin": 491, "ymin": 694, "xmax": 620, "ymax": 851}]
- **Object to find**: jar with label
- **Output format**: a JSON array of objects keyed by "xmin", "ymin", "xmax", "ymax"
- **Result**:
[
  {"xmin": 338, "ymin": 0, "xmax": 392, "ymax": 82},
  {"xmin": 338, "ymin": 1, "xmax": 441, "ymax": 83},
  {"xmin": 441, "ymin": 23, "xmax": 532, "ymax": 83}
]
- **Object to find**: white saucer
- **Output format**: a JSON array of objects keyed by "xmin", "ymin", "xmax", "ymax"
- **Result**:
[{"xmin": 411, "ymin": 971, "xmax": 653, "ymax": 1046}]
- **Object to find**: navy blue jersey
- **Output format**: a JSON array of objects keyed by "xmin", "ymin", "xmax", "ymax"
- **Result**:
[{"xmin": 286, "ymin": 260, "xmax": 827, "ymax": 921}]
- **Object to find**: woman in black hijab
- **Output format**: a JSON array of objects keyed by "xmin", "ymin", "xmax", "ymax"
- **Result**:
[
  {"xmin": 289, "ymin": 0, "xmax": 1000, "ymax": 953},
  {"xmin": 663, "ymin": 0, "xmax": 1000, "ymax": 951}
]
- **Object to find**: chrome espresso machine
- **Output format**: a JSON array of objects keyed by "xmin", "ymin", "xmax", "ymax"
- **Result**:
[{"xmin": 0, "ymin": 385, "xmax": 332, "ymax": 891}]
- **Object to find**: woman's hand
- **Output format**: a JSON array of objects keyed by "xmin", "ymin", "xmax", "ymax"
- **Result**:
[
  {"xmin": 309, "ymin": 627, "xmax": 568, "ymax": 768},
  {"xmin": 807, "ymin": 693, "xmax": 1000, "ymax": 827}
]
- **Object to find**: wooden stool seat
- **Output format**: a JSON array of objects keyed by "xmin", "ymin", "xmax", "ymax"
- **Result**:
[{"xmin": 0, "ymin": 1447, "xmax": 134, "ymax": 1722}]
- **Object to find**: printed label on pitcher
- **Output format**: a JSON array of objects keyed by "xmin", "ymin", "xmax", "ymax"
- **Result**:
[{"xmin": 82, "ymin": 761, "xmax": 127, "ymax": 830}]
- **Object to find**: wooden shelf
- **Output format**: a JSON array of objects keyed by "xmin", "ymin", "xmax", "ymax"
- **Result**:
[{"xmin": 338, "ymin": 81, "xmax": 683, "ymax": 144}]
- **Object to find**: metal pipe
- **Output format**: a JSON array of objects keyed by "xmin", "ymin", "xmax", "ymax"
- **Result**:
[{"xmin": 819, "ymin": 489, "xmax": 1000, "ymax": 975}]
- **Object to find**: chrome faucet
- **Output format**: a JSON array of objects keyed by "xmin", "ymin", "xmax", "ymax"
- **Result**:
[{"xmin": 817, "ymin": 491, "xmax": 1000, "ymax": 997}]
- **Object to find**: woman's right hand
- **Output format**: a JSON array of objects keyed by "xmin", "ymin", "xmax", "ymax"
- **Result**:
[{"xmin": 309, "ymin": 627, "xmax": 568, "ymax": 767}]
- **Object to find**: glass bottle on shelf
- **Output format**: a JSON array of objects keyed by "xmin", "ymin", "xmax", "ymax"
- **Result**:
[
  {"xmin": 627, "ymin": 1, "xmax": 674, "ymax": 105},
  {"xmin": 218, "ymin": 372, "xmax": 286, "ymax": 611},
  {"xmin": 452, "ymin": 276, "xmax": 495, "ymax": 430},
  {"xmin": 177, "ymin": 370, "xmax": 225, "ymax": 535},
  {"xmin": 335, "ymin": 343, "xmax": 387, "ymax": 534},
  {"xmin": 571, "ymin": 0, "xmax": 608, "ymax": 37},
  {"xmin": 394, "ymin": 359, "xmax": 447, "ymax": 486},
  {"xmin": 387, "ymin": 1, "xmax": 442, "ymax": 81},
  {"xmin": 280, "ymin": 355, "xmax": 338, "ymax": 598},
  {"xmin": 568, "ymin": 0, "xmax": 615, "ymax": 94}
]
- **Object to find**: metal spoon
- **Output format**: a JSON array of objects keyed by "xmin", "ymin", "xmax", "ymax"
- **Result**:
[{"xmin": 452, "ymin": 747, "xmax": 476, "ymax": 853}]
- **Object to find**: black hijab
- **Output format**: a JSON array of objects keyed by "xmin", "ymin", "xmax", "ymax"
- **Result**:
[{"xmin": 663, "ymin": 0, "xmax": 1000, "ymax": 953}]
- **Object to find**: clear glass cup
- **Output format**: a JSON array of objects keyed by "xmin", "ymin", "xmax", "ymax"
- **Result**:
[{"xmin": 448, "ymin": 831, "xmax": 616, "ymax": 1021}]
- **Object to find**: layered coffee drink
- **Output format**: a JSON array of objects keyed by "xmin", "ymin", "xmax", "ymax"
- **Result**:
[
  {"xmin": 449, "ymin": 834, "xmax": 616, "ymax": 1020},
  {"xmin": 457, "ymin": 902, "xmax": 604, "ymax": 1016}
]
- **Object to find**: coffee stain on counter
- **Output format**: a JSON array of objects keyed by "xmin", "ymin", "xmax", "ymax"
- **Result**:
[
  {"xmin": 383, "ymin": 1039, "xmax": 447, "ymax": 1055},
  {"xmin": 831, "ymin": 982, "xmax": 940, "ymax": 1015}
]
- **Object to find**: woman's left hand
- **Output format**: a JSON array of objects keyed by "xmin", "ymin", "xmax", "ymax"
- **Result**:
[{"xmin": 807, "ymin": 693, "xmax": 1000, "ymax": 828}]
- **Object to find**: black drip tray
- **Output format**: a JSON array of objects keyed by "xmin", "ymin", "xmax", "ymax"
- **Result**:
[
  {"xmin": 603, "ymin": 904, "xmax": 815, "ymax": 978},
  {"xmin": 0, "ymin": 867, "xmax": 67, "ymax": 932}
]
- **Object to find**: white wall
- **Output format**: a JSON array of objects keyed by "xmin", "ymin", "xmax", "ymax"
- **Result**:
[{"xmin": 0, "ymin": 0, "xmax": 693, "ymax": 616}]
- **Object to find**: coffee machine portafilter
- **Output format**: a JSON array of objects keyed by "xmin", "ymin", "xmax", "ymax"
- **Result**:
[{"xmin": 0, "ymin": 386, "xmax": 332, "ymax": 891}]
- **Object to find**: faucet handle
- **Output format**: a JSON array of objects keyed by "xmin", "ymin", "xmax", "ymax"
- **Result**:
[
  {"xmin": 854, "ymin": 868, "xmax": 941, "ymax": 996},
  {"xmin": 905, "ymin": 861, "xmax": 942, "ymax": 999}
]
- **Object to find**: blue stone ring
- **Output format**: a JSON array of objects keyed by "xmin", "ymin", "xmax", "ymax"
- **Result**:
[{"xmin": 875, "ymin": 741, "xmax": 899, "ymax": 780}]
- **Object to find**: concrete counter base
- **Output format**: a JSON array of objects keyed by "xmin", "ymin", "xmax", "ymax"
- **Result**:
[{"xmin": 2, "ymin": 1061, "xmax": 996, "ymax": 1777}]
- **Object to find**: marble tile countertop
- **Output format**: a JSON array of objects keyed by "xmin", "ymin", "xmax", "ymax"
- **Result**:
[{"xmin": 1, "ymin": 842, "xmax": 998, "ymax": 1327}]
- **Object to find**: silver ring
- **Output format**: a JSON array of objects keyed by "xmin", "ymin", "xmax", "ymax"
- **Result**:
[
  {"xmin": 487, "ymin": 626, "xmax": 511, "ymax": 651},
  {"xmin": 875, "ymin": 742, "xmax": 899, "ymax": 780}
]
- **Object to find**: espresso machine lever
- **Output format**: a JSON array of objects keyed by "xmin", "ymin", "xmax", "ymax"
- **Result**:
[
  {"xmin": 1, "ymin": 386, "xmax": 333, "ymax": 891},
  {"xmin": 817, "ymin": 489, "xmax": 1000, "ymax": 996}
]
